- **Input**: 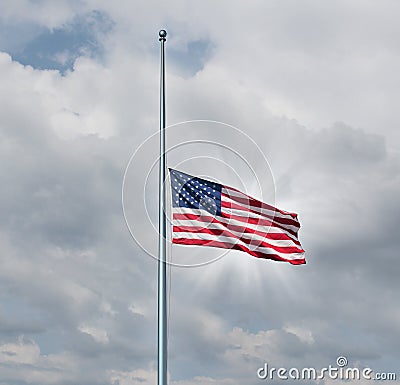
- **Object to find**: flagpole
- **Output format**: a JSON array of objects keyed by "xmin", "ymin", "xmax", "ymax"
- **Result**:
[{"xmin": 157, "ymin": 29, "xmax": 168, "ymax": 385}]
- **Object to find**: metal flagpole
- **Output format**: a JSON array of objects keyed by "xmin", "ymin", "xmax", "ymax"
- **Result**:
[{"xmin": 157, "ymin": 29, "xmax": 168, "ymax": 385}]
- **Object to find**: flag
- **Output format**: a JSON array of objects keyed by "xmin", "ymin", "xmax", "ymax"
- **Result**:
[{"xmin": 169, "ymin": 169, "xmax": 305, "ymax": 265}]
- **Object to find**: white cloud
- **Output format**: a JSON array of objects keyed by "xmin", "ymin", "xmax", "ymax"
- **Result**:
[
  {"xmin": 78, "ymin": 325, "xmax": 109, "ymax": 344},
  {"xmin": 0, "ymin": 337, "xmax": 40, "ymax": 364},
  {"xmin": 0, "ymin": 337, "xmax": 81, "ymax": 384},
  {"xmin": 1, "ymin": 0, "xmax": 84, "ymax": 29},
  {"xmin": 283, "ymin": 325, "xmax": 315, "ymax": 345},
  {"xmin": 109, "ymin": 368, "xmax": 157, "ymax": 385}
]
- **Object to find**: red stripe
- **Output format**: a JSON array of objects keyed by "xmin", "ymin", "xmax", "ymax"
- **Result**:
[
  {"xmin": 173, "ymin": 220, "xmax": 301, "ymax": 246},
  {"xmin": 222, "ymin": 187, "xmax": 298, "ymax": 218},
  {"xmin": 172, "ymin": 213, "xmax": 300, "ymax": 242},
  {"xmin": 220, "ymin": 212, "xmax": 299, "ymax": 238},
  {"xmin": 221, "ymin": 200, "xmax": 300, "ymax": 229},
  {"xmin": 172, "ymin": 238, "xmax": 306, "ymax": 265},
  {"xmin": 173, "ymin": 226, "xmax": 304, "ymax": 253}
]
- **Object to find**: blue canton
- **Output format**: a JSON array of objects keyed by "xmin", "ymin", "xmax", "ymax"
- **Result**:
[{"xmin": 169, "ymin": 169, "xmax": 222, "ymax": 216}]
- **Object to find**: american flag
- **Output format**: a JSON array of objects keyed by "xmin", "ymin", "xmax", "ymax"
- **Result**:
[{"xmin": 169, "ymin": 169, "xmax": 305, "ymax": 265}]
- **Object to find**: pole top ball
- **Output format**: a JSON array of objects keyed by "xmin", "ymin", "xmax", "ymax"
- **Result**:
[{"xmin": 159, "ymin": 30, "xmax": 167, "ymax": 41}]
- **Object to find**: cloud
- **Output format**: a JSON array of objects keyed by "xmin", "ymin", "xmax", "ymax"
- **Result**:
[
  {"xmin": 0, "ymin": 337, "xmax": 40, "ymax": 364},
  {"xmin": 11, "ymin": 10, "xmax": 113, "ymax": 72}
]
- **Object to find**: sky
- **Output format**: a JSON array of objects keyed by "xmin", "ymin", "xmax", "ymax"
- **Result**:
[{"xmin": 0, "ymin": 1, "xmax": 399, "ymax": 384}]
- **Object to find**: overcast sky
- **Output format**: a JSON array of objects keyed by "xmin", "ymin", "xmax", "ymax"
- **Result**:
[{"xmin": 0, "ymin": 1, "xmax": 399, "ymax": 384}]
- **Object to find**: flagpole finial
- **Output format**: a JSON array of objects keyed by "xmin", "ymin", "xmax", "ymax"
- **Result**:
[{"xmin": 159, "ymin": 29, "xmax": 167, "ymax": 41}]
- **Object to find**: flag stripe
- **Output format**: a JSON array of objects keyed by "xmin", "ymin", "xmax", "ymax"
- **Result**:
[
  {"xmin": 172, "ymin": 221, "xmax": 301, "ymax": 247},
  {"xmin": 172, "ymin": 238, "xmax": 305, "ymax": 265},
  {"xmin": 221, "ymin": 197, "xmax": 300, "ymax": 228},
  {"xmin": 172, "ymin": 232, "xmax": 305, "ymax": 257},
  {"xmin": 221, "ymin": 205, "xmax": 300, "ymax": 233},
  {"xmin": 173, "ymin": 209, "xmax": 299, "ymax": 242},
  {"xmin": 222, "ymin": 186, "xmax": 298, "ymax": 218},
  {"xmin": 173, "ymin": 226, "xmax": 304, "ymax": 253},
  {"xmin": 220, "ymin": 212, "xmax": 299, "ymax": 237}
]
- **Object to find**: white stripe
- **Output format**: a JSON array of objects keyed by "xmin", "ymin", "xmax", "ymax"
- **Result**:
[
  {"xmin": 173, "ymin": 218, "xmax": 301, "ymax": 248},
  {"xmin": 172, "ymin": 207, "xmax": 300, "ymax": 242},
  {"xmin": 222, "ymin": 187, "xmax": 297, "ymax": 221},
  {"xmin": 221, "ymin": 207, "xmax": 300, "ymax": 233},
  {"xmin": 173, "ymin": 232, "xmax": 305, "ymax": 260},
  {"xmin": 222, "ymin": 191, "xmax": 282, "ymax": 220},
  {"xmin": 221, "ymin": 193, "xmax": 300, "ymax": 228}
]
